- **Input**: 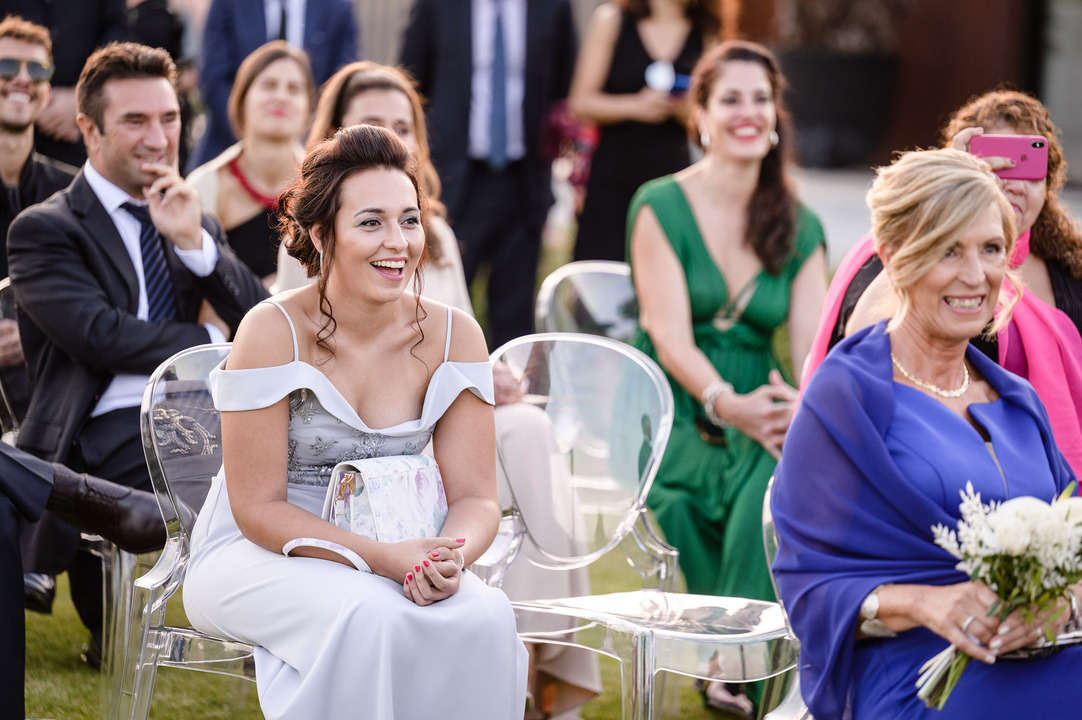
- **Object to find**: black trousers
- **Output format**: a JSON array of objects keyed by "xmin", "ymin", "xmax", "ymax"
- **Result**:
[
  {"xmin": 21, "ymin": 406, "xmax": 148, "ymax": 636},
  {"xmin": 456, "ymin": 160, "xmax": 546, "ymax": 350},
  {"xmin": 0, "ymin": 443, "xmax": 55, "ymax": 719}
]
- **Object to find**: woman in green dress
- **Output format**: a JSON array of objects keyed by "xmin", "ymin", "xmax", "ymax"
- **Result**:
[{"xmin": 627, "ymin": 40, "xmax": 827, "ymax": 713}]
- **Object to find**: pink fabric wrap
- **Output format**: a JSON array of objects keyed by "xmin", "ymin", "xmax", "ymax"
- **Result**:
[
  {"xmin": 998, "ymin": 230, "xmax": 1082, "ymax": 476},
  {"xmin": 800, "ymin": 233, "xmax": 877, "ymax": 392}
]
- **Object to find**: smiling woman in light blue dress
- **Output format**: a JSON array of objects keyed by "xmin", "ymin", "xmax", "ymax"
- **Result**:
[{"xmin": 183, "ymin": 125, "xmax": 527, "ymax": 720}]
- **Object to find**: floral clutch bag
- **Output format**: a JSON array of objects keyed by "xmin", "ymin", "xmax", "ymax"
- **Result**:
[{"xmin": 320, "ymin": 454, "xmax": 448, "ymax": 543}]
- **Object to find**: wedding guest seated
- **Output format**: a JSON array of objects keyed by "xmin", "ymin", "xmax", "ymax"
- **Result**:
[
  {"xmin": 772, "ymin": 147, "xmax": 1082, "ymax": 720},
  {"xmin": 275, "ymin": 61, "xmax": 470, "ymax": 312},
  {"xmin": 627, "ymin": 40, "xmax": 827, "ymax": 713},
  {"xmin": 275, "ymin": 62, "xmax": 604, "ymax": 717},
  {"xmin": 802, "ymin": 90, "xmax": 1082, "ymax": 475},
  {"xmin": 183, "ymin": 124, "xmax": 527, "ymax": 719},
  {"xmin": 188, "ymin": 41, "xmax": 313, "ymax": 288}
]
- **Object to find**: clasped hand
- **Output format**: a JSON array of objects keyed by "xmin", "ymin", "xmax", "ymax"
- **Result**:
[
  {"xmin": 386, "ymin": 537, "xmax": 466, "ymax": 606},
  {"xmin": 721, "ymin": 369, "xmax": 796, "ymax": 459},
  {"xmin": 920, "ymin": 581, "xmax": 1074, "ymax": 664}
]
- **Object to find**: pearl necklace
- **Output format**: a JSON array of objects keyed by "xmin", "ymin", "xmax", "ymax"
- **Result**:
[{"xmin": 890, "ymin": 353, "xmax": 970, "ymax": 398}]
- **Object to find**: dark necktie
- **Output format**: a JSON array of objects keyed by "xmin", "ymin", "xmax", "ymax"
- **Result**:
[
  {"xmin": 122, "ymin": 202, "xmax": 178, "ymax": 323},
  {"xmin": 489, "ymin": 2, "xmax": 508, "ymax": 170},
  {"xmin": 278, "ymin": 2, "xmax": 288, "ymax": 41}
]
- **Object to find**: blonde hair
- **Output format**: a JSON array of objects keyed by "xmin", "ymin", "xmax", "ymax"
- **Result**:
[{"xmin": 867, "ymin": 148, "xmax": 1020, "ymax": 334}]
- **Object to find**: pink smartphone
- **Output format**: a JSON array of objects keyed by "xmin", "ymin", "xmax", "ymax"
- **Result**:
[{"xmin": 969, "ymin": 134, "xmax": 1048, "ymax": 181}]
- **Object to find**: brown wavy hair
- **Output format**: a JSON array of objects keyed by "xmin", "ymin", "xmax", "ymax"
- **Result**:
[
  {"xmin": 307, "ymin": 61, "xmax": 447, "ymax": 260},
  {"xmin": 623, "ymin": 0, "xmax": 722, "ymax": 39},
  {"xmin": 688, "ymin": 40, "xmax": 797, "ymax": 275},
  {"xmin": 280, "ymin": 125, "xmax": 430, "ymax": 359},
  {"xmin": 941, "ymin": 89, "xmax": 1082, "ymax": 280}
]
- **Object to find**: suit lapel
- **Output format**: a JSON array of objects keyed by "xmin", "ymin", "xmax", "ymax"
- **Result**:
[{"xmin": 68, "ymin": 173, "xmax": 140, "ymax": 311}]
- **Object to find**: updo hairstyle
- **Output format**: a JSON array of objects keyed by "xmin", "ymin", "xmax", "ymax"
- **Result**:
[
  {"xmin": 867, "ymin": 147, "xmax": 1018, "ymax": 333},
  {"xmin": 279, "ymin": 124, "xmax": 430, "ymax": 355}
]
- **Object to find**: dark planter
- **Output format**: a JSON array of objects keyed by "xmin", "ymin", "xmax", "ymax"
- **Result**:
[{"xmin": 778, "ymin": 49, "xmax": 899, "ymax": 168}]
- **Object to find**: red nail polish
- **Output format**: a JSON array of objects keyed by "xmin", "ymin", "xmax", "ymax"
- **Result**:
[
  {"xmin": 414, "ymin": 564, "xmax": 421, "ymax": 572},
  {"xmin": 407, "ymin": 573, "xmax": 413, "ymax": 582},
  {"xmin": 456, "ymin": 538, "xmax": 466, "ymax": 543},
  {"xmin": 430, "ymin": 551, "xmax": 439, "ymax": 558},
  {"xmin": 423, "ymin": 560, "xmax": 429, "ymax": 568}
]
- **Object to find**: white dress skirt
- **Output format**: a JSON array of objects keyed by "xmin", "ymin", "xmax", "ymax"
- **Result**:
[{"xmin": 184, "ymin": 302, "xmax": 528, "ymax": 719}]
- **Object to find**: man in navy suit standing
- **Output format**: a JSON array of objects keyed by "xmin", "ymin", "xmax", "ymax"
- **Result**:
[
  {"xmin": 192, "ymin": 0, "xmax": 359, "ymax": 169},
  {"xmin": 8, "ymin": 41, "xmax": 267, "ymax": 661},
  {"xmin": 400, "ymin": 0, "xmax": 576, "ymax": 349}
]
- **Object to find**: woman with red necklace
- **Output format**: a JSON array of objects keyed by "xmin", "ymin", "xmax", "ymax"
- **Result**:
[{"xmin": 188, "ymin": 41, "xmax": 314, "ymax": 288}]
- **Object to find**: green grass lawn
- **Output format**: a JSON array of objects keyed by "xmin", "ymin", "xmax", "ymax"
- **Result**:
[{"xmin": 25, "ymin": 549, "xmax": 746, "ymax": 720}]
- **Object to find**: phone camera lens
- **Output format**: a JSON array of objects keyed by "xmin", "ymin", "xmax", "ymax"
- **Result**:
[{"xmin": 1033, "ymin": 140, "xmax": 1046, "ymax": 148}]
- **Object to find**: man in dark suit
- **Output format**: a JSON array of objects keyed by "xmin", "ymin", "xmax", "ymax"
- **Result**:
[
  {"xmin": 7, "ymin": 41, "xmax": 267, "ymax": 658},
  {"xmin": 0, "ymin": 15, "xmax": 76, "ymax": 424},
  {"xmin": 192, "ymin": 0, "xmax": 359, "ymax": 169},
  {"xmin": 1, "ymin": 443, "xmax": 177, "ymax": 718},
  {"xmin": 400, "ymin": 0, "xmax": 577, "ymax": 349}
]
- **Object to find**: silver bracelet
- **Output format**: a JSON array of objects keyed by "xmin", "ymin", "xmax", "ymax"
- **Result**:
[
  {"xmin": 701, "ymin": 380, "xmax": 734, "ymax": 429},
  {"xmin": 454, "ymin": 548, "xmax": 465, "ymax": 571}
]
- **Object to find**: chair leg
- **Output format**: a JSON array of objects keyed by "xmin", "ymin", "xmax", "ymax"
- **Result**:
[
  {"xmin": 100, "ymin": 546, "xmax": 137, "ymax": 720},
  {"xmin": 631, "ymin": 632, "xmax": 657, "ymax": 720}
]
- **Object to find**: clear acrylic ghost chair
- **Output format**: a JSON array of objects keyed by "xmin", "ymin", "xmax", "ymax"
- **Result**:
[
  {"xmin": 107, "ymin": 343, "xmax": 255, "ymax": 720},
  {"xmin": 493, "ymin": 333, "xmax": 797, "ymax": 720},
  {"xmin": 534, "ymin": 260, "xmax": 638, "ymax": 342},
  {"xmin": 532, "ymin": 263, "xmax": 677, "ymax": 588},
  {"xmin": 761, "ymin": 478, "xmax": 813, "ymax": 720}
]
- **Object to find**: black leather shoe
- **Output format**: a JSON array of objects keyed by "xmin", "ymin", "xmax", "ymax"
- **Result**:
[
  {"xmin": 24, "ymin": 572, "xmax": 55, "ymax": 613},
  {"xmin": 46, "ymin": 465, "xmax": 195, "ymax": 554}
]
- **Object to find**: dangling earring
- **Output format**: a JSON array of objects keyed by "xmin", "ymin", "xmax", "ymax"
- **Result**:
[
  {"xmin": 769, "ymin": 129, "xmax": 779, "ymax": 148},
  {"xmin": 318, "ymin": 249, "xmax": 325, "ymax": 278},
  {"xmin": 700, "ymin": 130, "xmax": 710, "ymax": 149}
]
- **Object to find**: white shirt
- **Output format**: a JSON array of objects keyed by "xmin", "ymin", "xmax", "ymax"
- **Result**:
[
  {"xmin": 82, "ymin": 161, "xmax": 225, "ymax": 417},
  {"xmin": 264, "ymin": 0, "xmax": 306, "ymax": 46},
  {"xmin": 469, "ymin": 0, "xmax": 526, "ymax": 162}
]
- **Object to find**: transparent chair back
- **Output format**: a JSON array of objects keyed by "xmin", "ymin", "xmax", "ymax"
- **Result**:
[
  {"xmin": 496, "ymin": 334, "xmax": 796, "ymax": 719},
  {"xmin": 761, "ymin": 478, "xmax": 813, "ymax": 720},
  {"xmin": 492, "ymin": 333, "xmax": 672, "ymax": 571},
  {"xmin": 534, "ymin": 260, "xmax": 638, "ymax": 341},
  {"xmin": 107, "ymin": 343, "xmax": 255, "ymax": 720}
]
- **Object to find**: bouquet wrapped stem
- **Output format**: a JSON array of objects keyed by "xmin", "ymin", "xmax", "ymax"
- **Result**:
[{"xmin": 916, "ymin": 482, "xmax": 1082, "ymax": 709}]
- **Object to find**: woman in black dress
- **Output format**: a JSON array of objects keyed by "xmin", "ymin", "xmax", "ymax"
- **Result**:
[{"xmin": 569, "ymin": 0, "xmax": 719, "ymax": 262}]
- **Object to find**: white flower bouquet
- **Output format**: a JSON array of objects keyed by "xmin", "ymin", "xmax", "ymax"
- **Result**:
[{"xmin": 916, "ymin": 482, "xmax": 1082, "ymax": 709}]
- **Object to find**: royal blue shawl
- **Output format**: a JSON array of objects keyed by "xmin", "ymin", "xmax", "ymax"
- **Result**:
[{"xmin": 771, "ymin": 321, "xmax": 1075, "ymax": 719}]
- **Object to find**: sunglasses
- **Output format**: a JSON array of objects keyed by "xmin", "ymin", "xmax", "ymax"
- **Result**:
[{"xmin": 0, "ymin": 57, "xmax": 54, "ymax": 83}]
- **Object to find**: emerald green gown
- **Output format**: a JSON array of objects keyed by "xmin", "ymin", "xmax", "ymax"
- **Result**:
[{"xmin": 627, "ymin": 175, "xmax": 825, "ymax": 602}]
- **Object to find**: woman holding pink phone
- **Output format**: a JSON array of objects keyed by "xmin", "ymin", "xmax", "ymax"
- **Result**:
[{"xmin": 801, "ymin": 89, "xmax": 1082, "ymax": 475}]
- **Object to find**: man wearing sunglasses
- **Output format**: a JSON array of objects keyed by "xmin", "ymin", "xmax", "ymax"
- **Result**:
[
  {"xmin": 0, "ymin": 15, "xmax": 78, "ymax": 621},
  {"xmin": 0, "ymin": 16, "xmax": 76, "ymax": 276}
]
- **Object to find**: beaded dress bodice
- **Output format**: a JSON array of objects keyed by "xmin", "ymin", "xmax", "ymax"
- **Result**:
[
  {"xmin": 284, "ymin": 389, "xmax": 433, "ymax": 487},
  {"xmin": 210, "ymin": 300, "xmax": 494, "ymax": 491}
]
